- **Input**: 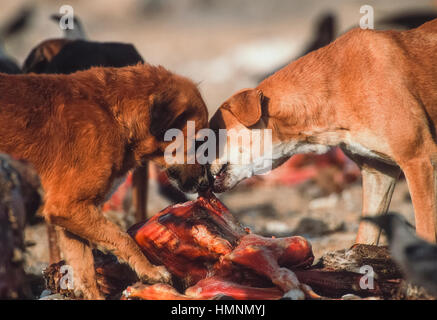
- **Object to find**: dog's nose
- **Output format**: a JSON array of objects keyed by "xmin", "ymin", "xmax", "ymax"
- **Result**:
[
  {"xmin": 197, "ymin": 167, "xmax": 211, "ymax": 192},
  {"xmin": 197, "ymin": 179, "xmax": 210, "ymax": 192}
]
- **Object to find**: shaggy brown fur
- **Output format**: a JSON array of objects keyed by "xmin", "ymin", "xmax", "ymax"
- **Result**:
[{"xmin": 0, "ymin": 63, "xmax": 209, "ymax": 299}]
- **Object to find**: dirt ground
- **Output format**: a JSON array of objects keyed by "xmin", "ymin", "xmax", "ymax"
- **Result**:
[{"xmin": 0, "ymin": 0, "xmax": 432, "ymax": 297}]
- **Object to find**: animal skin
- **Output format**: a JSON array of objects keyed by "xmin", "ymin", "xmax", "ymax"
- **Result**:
[
  {"xmin": 0, "ymin": 63, "xmax": 209, "ymax": 299},
  {"xmin": 207, "ymin": 19, "xmax": 437, "ymax": 244},
  {"xmin": 125, "ymin": 192, "xmax": 315, "ymax": 300}
]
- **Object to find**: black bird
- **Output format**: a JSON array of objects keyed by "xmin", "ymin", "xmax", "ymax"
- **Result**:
[{"xmin": 363, "ymin": 213, "xmax": 437, "ymax": 296}]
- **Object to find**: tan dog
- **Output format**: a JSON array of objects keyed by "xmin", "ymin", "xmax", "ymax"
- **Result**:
[
  {"xmin": 0, "ymin": 63, "xmax": 209, "ymax": 299},
  {"xmin": 208, "ymin": 20, "xmax": 437, "ymax": 244}
]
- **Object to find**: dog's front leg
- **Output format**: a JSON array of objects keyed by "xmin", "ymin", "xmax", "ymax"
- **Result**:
[
  {"xmin": 343, "ymin": 152, "xmax": 401, "ymax": 244},
  {"xmin": 46, "ymin": 201, "xmax": 171, "ymax": 297},
  {"xmin": 57, "ymin": 229, "xmax": 104, "ymax": 299},
  {"xmin": 356, "ymin": 165, "xmax": 400, "ymax": 244}
]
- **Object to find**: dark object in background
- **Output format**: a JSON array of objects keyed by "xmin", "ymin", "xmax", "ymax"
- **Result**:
[
  {"xmin": 0, "ymin": 53, "xmax": 21, "ymax": 74},
  {"xmin": 22, "ymin": 15, "xmax": 144, "ymax": 74},
  {"xmin": 378, "ymin": 11, "xmax": 437, "ymax": 30},
  {"xmin": 21, "ymin": 38, "xmax": 71, "ymax": 74},
  {"xmin": 28, "ymin": 39, "xmax": 145, "ymax": 74},
  {"xmin": 0, "ymin": 154, "xmax": 43, "ymax": 299},
  {"xmin": 363, "ymin": 213, "xmax": 437, "ymax": 296},
  {"xmin": 257, "ymin": 12, "xmax": 336, "ymax": 82},
  {"xmin": 1, "ymin": 6, "xmax": 34, "ymax": 39},
  {"xmin": 0, "ymin": 5, "xmax": 34, "ymax": 74},
  {"xmin": 22, "ymin": 14, "xmax": 85, "ymax": 73},
  {"xmin": 25, "ymin": 14, "xmax": 143, "ymax": 73}
]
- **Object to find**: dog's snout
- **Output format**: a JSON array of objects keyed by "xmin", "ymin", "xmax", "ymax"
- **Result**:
[
  {"xmin": 166, "ymin": 164, "xmax": 212, "ymax": 194},
  {"xmin": 197, "ymin": 167, "xmax": 211, "ymax": 192}
]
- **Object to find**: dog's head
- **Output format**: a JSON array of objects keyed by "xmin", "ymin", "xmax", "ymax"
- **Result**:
[
  {"xmin": 142, "ymin": 72, "xmax": 210, "ymax": 193},
  {"xmin": 208, "ymin": 88, "xmax": 276, "ymax": 193}
]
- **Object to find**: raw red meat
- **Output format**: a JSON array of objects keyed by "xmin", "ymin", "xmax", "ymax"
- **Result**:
[{"xmin": 125, "ymin": 192, "xmax": 314, "ymax": 300}]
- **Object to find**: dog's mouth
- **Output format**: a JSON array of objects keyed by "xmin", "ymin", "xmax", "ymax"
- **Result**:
[{"xmin": 209, "ymin": 164, "xmax": 228, "ymax": 193}]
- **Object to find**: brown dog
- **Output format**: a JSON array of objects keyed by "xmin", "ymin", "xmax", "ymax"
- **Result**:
[
  {"xmin": 208, "ymin": 20, "xmax": 437, "ymax": 244},
  {"xmin": 0, "ymin": 63, "xmax": 209, "ymax": 299}
]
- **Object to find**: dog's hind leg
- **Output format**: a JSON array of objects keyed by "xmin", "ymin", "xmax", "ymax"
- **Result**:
[
  {"xmin": 57, "ymin": 229, "xmax": 104, "ymax": 299},
  {"xmin": 47, "ymin": 201, "xmax": 171, "ymax": 290},
  {"xmin": 400, "ymin": 155, "xmax": 437, "ymax": 243}
]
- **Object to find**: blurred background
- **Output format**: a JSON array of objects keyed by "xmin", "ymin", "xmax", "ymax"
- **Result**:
[{"xmin": 1, "ymin": 0, "xmax": 436, "ymax": 294}]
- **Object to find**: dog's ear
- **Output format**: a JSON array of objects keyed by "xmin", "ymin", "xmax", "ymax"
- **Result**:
[
  {"xmin": 22, "ymin": 39, "xmax": 69, "ymax": 73},
  {"xmin": 149, "ymin": 92, "xmax": 186, "ymax": 140},
  {"xmin": 223, "ymin": 89, "xmax": 263, "ymax": 127}
]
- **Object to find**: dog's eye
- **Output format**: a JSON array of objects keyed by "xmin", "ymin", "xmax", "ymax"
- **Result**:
[{"xmin": 171, "ymin": 112, "xmax": 189, "ymax": 130}]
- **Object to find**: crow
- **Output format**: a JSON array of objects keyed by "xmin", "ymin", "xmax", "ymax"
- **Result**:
[{"xmin": 363, "ymin": 213, "xmax": 437, "ymax": 296}]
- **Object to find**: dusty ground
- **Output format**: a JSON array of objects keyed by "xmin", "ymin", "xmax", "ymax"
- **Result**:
[{"xmin": 0, "ymin": 0, "xmax": 431, "ymax": 297}]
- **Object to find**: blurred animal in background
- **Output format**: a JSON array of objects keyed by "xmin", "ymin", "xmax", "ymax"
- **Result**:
[
  {"xmin": 363, "ymin": 213, "xmax": 437, "ymax": 296},
  {"xmin": 0, "ymin": 6, "xmax": 34, "ymax": 74},
  {"xmin": 0, "ymin": 154, "xmax": 42, "ymax": 299}
]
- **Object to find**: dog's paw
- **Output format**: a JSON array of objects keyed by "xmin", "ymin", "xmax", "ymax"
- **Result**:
[
  {"xmin": 139, "ymin": 265, "xmax": 172, "ymax": 285},
  {"xmin": 73, "ymin": 281, "xmax": 105, "ymax": 300}
]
